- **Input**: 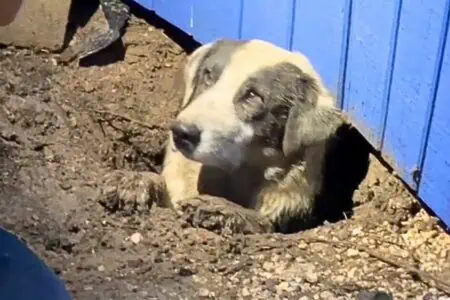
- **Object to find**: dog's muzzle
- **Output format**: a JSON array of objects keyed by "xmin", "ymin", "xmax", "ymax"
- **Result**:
[{"xmin": 170, "ymin": 122, "xmax": 201, "ymax": 154}]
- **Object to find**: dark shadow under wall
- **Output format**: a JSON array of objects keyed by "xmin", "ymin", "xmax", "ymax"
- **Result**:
[
  {"xmin": 314, "ymin": 125, "xmax": 371, "ymax": 225},
  {"xmin": 277, "ymin": 125, "xmax": 372, "ymax": 234}
]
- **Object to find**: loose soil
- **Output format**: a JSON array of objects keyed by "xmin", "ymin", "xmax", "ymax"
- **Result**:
[{"xmin": 0, "ymin": 16, "xmax": 449, "ymax": 300}]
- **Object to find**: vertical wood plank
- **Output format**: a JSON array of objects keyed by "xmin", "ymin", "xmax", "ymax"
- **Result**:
[
  {"xmin": 343, "ymin": 0, "xmax": 401, "ymax": 148},
  {"xmin": 240, "ymin": 0, "xmax": 294, "ymax": 49},
  {"xmin": 153, "ymin": 0, "xmax": 193, "ymax": 33},
  {"xmin": 382, "ymin": 1, "xmax": 449, "ymax": 189},
  {"xmin": 191, "ymin": 0, "xmax": 242, "ymax": 44},
  {"xmin": 419, "ymin": 15, "xmax": 450, "ymax": 229},
  {"xmin": 291, "ymin": 0, "xmax": 347, "ymax": 96}
]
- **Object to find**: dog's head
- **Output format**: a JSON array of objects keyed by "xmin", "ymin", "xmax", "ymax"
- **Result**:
[{"xmin": 170, "ymin": 39, "xmax": 340, "ymax": 171}]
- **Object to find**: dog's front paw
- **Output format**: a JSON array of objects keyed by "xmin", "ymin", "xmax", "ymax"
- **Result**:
[
  {"xmin": 179, "ymin": 195, "xmax": 274, "ymax": 235},
  {"xmin": 98, "ymin": 170, "xmax": 166, "ymax": 213}
]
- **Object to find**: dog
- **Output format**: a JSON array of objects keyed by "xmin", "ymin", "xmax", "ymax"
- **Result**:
[{"xmin": 100, "ymin": 39, "xmax": 357, "ymax": 233}]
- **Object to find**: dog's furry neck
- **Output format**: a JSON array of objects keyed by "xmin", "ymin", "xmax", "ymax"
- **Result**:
[{"xmin": 197, "ymin": 139, "xmax": 327, "ymax": 210}]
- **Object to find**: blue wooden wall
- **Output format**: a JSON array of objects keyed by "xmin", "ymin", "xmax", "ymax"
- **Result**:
[{"xmin": 133, "ymin": 0, "xmax": 450, "ymax": 229}]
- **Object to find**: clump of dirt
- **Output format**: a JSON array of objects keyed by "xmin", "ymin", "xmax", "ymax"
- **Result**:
[{"xmin": 0, "ymin": 17, "xmax": 449, "ymax": 300}]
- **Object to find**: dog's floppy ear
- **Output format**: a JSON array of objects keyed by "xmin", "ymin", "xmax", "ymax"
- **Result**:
[
  {"xmin": 282, "ymin": 75, "xmax": 344, "ymax": 158},
  {"xmin": 179, "ymin": 43, "xmax": 213, "ymax": 108}
]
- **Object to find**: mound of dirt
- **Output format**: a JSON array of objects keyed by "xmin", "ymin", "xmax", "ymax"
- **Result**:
[{"xmin": 0, "ymin": 17, "xmax": 449, "ymax": 300}]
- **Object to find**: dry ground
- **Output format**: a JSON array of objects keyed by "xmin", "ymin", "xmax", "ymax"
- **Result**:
[{"xmin": 0, "ymin": 16, "xmax": 449, "ymax": 300}]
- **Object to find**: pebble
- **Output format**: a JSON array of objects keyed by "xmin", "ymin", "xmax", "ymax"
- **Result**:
[
  {"xmin": 298, "ymin": 241, "xmax": 308, "ymax": 249},
  {"xmin": 305, "ymin": 271, "xmax": 318, "ymax": 284},
  {"xmin": 320, "ymin": 291, "xmax": 334, "ymax": 299},
  {"xmin": 97, "ymin": 265, "xmax": 105, "ymax": 272},
  {"xmin": 198, "ymin": 288, "xmax": 210, "ymax": 297},
  {"xmin": 241, "ymin": 287, "xmax": 251, "ymax": 297},
  {"xmin": 352, "ymin": 227, "xmax": 362, "ymax": 236},
  {"xmin": 262, "ymin": 261, "xmax": 274, "ymax": 271},
  {"xmin": 130, "ymin": 232, "xmax": 143, "ymax": 244},
  {"xmin": 276, "ymin": 281, "xmax": 289, "ymax": 292},
  {"xmin": 60, "ymin": 182, "xmax": 72, "ymax": 190},
  {"xmin": 347, "ymin": 248, "xmax": 360, "ymax": 257}
]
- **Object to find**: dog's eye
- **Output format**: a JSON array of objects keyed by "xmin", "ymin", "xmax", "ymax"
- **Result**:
[{"xmin": 243, "ymin": 90, "xmax": 263, "ymax": 104}]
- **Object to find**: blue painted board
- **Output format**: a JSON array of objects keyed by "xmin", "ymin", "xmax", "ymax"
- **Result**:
[
  {"xmin": 191, "ymin": 0, "xmax": 242, "ymax": 44},
  {"xmin": 382, "ymin": 1, "xmax": 449, "ymax": 190},
  {"xmin": 291, "ymin": 0, "xmax": 347, "ymax": 98},
  {"xmin": 419, "ymin": 18, "xmax": 450, "ymax": 229},
  {"xmin": 240, "ymin": 0, "xmax": 294, "ymax": 49},
  {"xmin": 343, "ymin": 0, "xmax": 401, "ymax": 149},
  {"xmin": 153, "ymin": 0, "xmax": 193, "ymax": 33}
]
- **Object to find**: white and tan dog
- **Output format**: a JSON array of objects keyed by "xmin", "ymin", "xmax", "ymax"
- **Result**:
[{"xmin": 100, "ymin": 39, "xmax": 350, "ymax": 233}]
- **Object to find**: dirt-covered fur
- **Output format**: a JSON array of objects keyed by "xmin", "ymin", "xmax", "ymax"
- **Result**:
[{"xmin": 159, "ymin": 39, "xmax": 345, "ymax": 232}]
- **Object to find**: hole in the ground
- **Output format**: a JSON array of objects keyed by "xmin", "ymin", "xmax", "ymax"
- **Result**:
[{"xmin": 275, "ymin": 125, "xmax": 372, "ymax": 234}]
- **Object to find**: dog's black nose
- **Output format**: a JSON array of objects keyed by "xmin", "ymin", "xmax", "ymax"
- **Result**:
[{"xmin": 171, "ymin": 122, "xmax": 201, "ymax": 151}]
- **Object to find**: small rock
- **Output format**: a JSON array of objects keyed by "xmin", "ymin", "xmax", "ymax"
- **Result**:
[
  {"xmin": 348, "ymin": 267, "xmax": 358, "ymax": 279},
  {"xmin": 139, "ymin": 291, "xmax": 149, "ymax": 297},
  {"xmin": 262, "ymin": 261, "xmax": 274, "ymax": 271},
  {"xmin": 60, "ymin": 182, "xmax": 72, "ymax": 191},
  {"xmin": 126, "ymin": 284, "xmax": 138, "ymax": 292},
  {"xmin": 130, "ymin": 232, "xmax": 143, "ymax": 244},
  {"xmin": 422, "ymin": 293, "xmax": 433, "ymax": 300},
  {"xmin": 347, "ymin": 248, "xmax": 360, "ymax": 257},
  {"xmin": 276, "ymin": 281, "xmax": 289, "ymax": 292},
  {"xmin": 97, "ymin": 265, "xmax": 105, "ymax": 272},
  {"xmin": 305, "ymin": 271, "xmax": 318, "ymax": 284},
  {"xmin": 83, "ymin": 82, "xmax": 95, "ymax": 93},
  {"xmin": 264, "ymin": 279, "xmax": 277, "ymax": 290},
  {"xmin": 298, "ymin": 241, "xmax": 308, "ymax": 249},
  {"xmin": 351, "ymin": 227, "xmax": 362, "ymax": 236},
  {"xmin": 127, "ymin": 258, "xmax": 144, "ymax": 269},
  {"xmin": 429, "ymin": 288, "xmax": 438, "ymax": 295},
  {"xmin": 320, "ymin": 291, "xmax": 335, "ymax": 299},
  {"xmin": 241, "ymin": 287, "xmax": 251, "ymax": 297},
  {"xmin": 198, "ymin": 288, "xmax": 210, "ymax": 297}
]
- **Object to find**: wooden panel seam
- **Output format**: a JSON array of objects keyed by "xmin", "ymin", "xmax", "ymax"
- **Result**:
[
  {"xmin": 417, "ymin": 2, "xmax": 450, "ymax": 189},
  {"xmin": 379, "ymin": 0, "xmax": 403, "ymax": 151},
  {"xmin": 338, "ymin": 0, "xmax": 353, "ymax": 109}
]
